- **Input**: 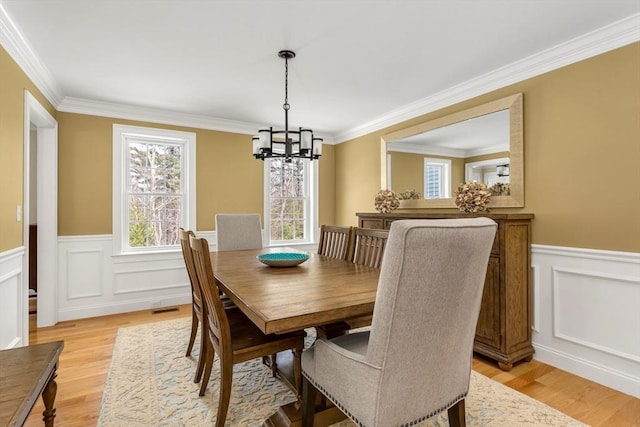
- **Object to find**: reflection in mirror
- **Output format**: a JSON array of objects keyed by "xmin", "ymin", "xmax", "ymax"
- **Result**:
[
  {"xmin": 388, "ymin": 109, "xmax": 510, "ymax": 199},
  {"xmin": 381, "ymin": 93, "xmax": 523, "ymax": 208},
  {"xmin": 465, "ymin": 157, "xmax": 510, "ymax": 189}
]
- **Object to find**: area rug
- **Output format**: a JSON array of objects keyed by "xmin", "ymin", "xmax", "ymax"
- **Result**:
[{"xmin": 98, "ymin": 318, "xmax": 586, "ymax": 426}]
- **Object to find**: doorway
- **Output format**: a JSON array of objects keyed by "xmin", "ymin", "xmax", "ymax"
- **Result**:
[{"xmin": 23, "ymin": 91, "xmax": 58, "ymax": 342}]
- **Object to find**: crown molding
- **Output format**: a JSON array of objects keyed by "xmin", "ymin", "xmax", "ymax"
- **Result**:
[
  {"xmin": 57, "ymin": 97, "xmax": 339, "ymax": 143},
  {"xmin": 56, "ymin": 97, "xmax": 339, "ymax": 144},
  {"xmin": 388, "ymin": 142, "xmax": 509, "ymax": 158},
  {"xmin": 58, "ymin": 97, "xmax": 261, "ymax": 135},
  {"xmin": 335, "ymin": 13, "xmax": 640, "ymax": 143},
  {"xmin": 1, "ymin": 2, "xmax": 636, "ymax": 145},
  {"xmin": 0, "ymin": 4, "xmax": 63, "ymax": 106}
]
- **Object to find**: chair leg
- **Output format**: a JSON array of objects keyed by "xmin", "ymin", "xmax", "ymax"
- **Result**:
[
  {"xmin": 301, "ymin": 376, "xmax": 317, "ymax": 427},
  {"xmin": 292, "ymin": 347, "xmax": 302, "ymax": 400},
  {"xmin": 215, "ymin": 354, "xmax": 233, "ymax": 427},
  {"xmin": 194, "ymin": 320, "xmax": 209, "ymax": 383},
  {"xmin": 185, "ymin": 310, "xmax": 198, "ymax": 356},
  {"xmin": 199, "ymin": 342, "xmax": 214, "ymax": 397},
  {"xmin": 270, "ymin": 354, "xmax": 278, "ymax": 377},
  {"xmin": 448, "ymin": 399, "xmax": 466, "ymax": 427}
]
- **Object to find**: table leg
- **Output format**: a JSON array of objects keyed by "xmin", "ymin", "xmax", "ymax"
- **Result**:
[
  {"xmin": 42, "ymin": 370, "xmax": 58, "ymax": 427},
  {"xmin": 315, "ymin": 322, "xmax": 349, "ymax": 339}
]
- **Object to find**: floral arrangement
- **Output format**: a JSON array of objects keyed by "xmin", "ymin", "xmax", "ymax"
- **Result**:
[
  {"xmin": 398, "ymin": 189, "xmax": 422, "ymax": 200},
  {"xmin": 489, "ymin": 182, "xmax": 511, "ymax": 196},
  {"xmin": 455, "ymin": 181, "xmax": 492, "ymax": 213},
  {"xmin": 374, "ymin": 190, "xmax": 400, "ymax": 214}
]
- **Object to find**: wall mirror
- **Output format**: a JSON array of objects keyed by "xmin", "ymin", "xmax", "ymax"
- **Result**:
[{"xmin": 381, "ymin": 93, "xmax": 523, "ymax": 208}]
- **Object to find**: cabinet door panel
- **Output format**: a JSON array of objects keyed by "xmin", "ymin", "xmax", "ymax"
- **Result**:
[
  {"xmin": 475, "ymin": 255, "xmax": 501, "ymax": 348},
  {"xmin": 505, "ymin": 222, "xmax": 533, "ymax": 352}
]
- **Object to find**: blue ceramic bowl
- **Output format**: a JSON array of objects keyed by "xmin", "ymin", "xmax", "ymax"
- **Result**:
[{"xmin": 257, "ymin": 252, "xmax": 310, "ymax": 267}]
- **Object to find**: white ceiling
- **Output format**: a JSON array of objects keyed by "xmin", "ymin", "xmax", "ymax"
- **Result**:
[{"xmin": 1, "ymin": 1, "xmax": 638, "ymax": 142}]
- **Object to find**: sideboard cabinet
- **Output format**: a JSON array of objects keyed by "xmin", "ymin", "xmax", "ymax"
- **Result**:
[{"xmin": 356, "ymin": 212, "xmax": 534, "ymax": 370}]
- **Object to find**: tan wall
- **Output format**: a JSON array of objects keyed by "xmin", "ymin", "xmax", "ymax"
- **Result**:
[
  {"xmin": 389, "ymin": 152, "xmax": 465, "ymax": 196},
  {"xmin": 4, "ymin": 42, "xmax": 637, "ymax": 251},
  {"xmin": 57, "ymin": 112, "xmax": 335, "ymax": 235},
  {"xmin": 0, "ymin": 46, "xmax": 56, "ymax": 252},
  {"xmin": 390, "ymin": 152, "xmax": 424, "ymax": 194},
  {"xmin": 318, "ymin": 144, "xmax": 336, "ymax": 227},
  {"xmin": 335, "ymin": 136, "xmax": 380, "ymax": 227},
  {"xmin": 336, "ymin": 43, "xmax": 640, "ymax": 253}
]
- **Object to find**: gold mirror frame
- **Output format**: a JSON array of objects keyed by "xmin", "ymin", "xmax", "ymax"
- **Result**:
[{"xmin": 381, "ymin": 93, "xmax": 524, "ymax": 208}]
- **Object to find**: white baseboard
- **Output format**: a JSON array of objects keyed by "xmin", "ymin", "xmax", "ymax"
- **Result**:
[
  {"xmin": 57, "ymin": 293, "xmax": 192, "ymax": 321},
  {"xmin": 534, "ymin": 343, "xmax": 640, "ymax": 398}
]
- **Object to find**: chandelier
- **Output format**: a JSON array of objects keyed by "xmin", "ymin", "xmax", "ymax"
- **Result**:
[{"xmin": 253, "ymin": 50, "xmax": 322, "ymax": 162}]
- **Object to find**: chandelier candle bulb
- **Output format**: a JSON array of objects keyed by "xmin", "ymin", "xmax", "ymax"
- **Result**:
[
  {"xmin": 313, "ymin": 138, "xmax": 323, "ymax": 156},
  {"xmin": 258, "ymin": 129, "xmax": 270, "ymax": 148},
  {"xmin": 301, "ymin": 129, "xmax": 312, "ymax": 150}
]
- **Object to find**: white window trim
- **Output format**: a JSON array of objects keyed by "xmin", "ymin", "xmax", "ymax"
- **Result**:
[
  {"xmin": 112, "ymin": 124, "xmax": 196, "ymax": 255},
  {"xmin": 263, "ymin": 159, "xmax": 318, "ymax": 246},
  {"xmin": 424, "ymin": 157, "xmax": 452, "ymax": 199}
]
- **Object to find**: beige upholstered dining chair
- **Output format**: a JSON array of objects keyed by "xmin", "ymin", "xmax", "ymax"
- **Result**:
[
  {"xmin": 190, "ymin": 235, "xmax": 305, "ymax": 426},
  {"xmin": 317, "ymin": 225, "xmax": 353, "ymax": 260},
  {"xmin": 215, "ymin": 213, "xmax": 263, "ymax": 251},
  {"xmin": 301, "ymin": 218, "xmax": 497, "ymax": 427}
]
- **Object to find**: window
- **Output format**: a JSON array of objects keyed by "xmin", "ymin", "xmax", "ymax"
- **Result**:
[
  {"xmin": 264, "ymin": 158, "xmax": 317, "ymax": 245},
  {"xmin": 424, "ymin": 158, "xmax": 451, "ymax": 199},
  {"xmin": 113, "ymin": 125, "xmax": 195, "ymax": 253}
]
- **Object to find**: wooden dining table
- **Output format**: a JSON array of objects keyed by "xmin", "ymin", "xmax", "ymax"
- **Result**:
[
  {"xmin": 208, "ymin": 247, "xmax": 380, "ymax": 427},
  {"xmin": 210, "ymin": 247, "xmax": 380, "ymax": 335}
]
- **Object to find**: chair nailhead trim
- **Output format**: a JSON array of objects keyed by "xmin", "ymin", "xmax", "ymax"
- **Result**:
[{"xmin": 302, "ymin": 370, "xmax": 467, "ymax": 427}]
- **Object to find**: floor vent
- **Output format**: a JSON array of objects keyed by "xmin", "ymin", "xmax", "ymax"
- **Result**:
[{"xmin": 151, "ymin": 307, "xmax": 179, "ymax": 315}]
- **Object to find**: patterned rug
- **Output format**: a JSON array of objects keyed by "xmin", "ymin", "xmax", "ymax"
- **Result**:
[{"xmin": 98, "ymin": 318, "xmax": 586, "ymax": 426}]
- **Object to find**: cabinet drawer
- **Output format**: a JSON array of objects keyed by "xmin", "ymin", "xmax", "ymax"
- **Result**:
[{"xmin": 360, "ymin": 219, "xmax": 384, "ymax": 229}]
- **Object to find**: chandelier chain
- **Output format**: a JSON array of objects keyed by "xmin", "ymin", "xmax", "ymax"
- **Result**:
[{"xmin": 283, "ymin": 56, "xmax": 289, "ymax": 110}]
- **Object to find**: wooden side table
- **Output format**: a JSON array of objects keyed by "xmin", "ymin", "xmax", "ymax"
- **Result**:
[{"xmin": 0, "ymin": 341, "xmax": 64, "ymax": 426}]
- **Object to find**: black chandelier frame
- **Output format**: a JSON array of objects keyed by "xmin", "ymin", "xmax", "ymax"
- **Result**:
[{"xmin": 253, "ymin": 50, "xmax": 322, "ymax": 162}]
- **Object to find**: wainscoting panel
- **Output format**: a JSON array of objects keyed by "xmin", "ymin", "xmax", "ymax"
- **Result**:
[
  {"xmin": 552, "ymin": 267, "xmax": 640, "ymax": 362},
  {"xmin": 0, "ymin": 247, "xmax": 25, "ymax": 349},
  {"xmin": 113, "ymin": 265, "xmax": 187, "ymax": 295},
  {"xmin": 57, "ymin": 235, "xmax": 197, "ymax": 321},
  {"xmin": 66, "ymin": 248, "xmax": 104, "ymax": 300},
  {"xmin": 531, "ymin": 264, "xmax": 541, "ymax": 333},
  {"xmin": 55, "ymin": 231, "xmax": 317, "ymax": 322},
  {"xmin": 532, "ymin": 245, "xmax": 640, "ymax": 398}
]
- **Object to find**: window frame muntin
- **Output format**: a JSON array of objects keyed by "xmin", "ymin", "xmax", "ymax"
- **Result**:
[
  {"xmin": 263, "ymin": 158, "xmax": 318, "ymax": 246},
  {"xmin": 113, "ymin": 124, "xmax": 196, "ymax": 255}
]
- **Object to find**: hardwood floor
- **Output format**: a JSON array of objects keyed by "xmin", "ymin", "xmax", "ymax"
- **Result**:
[{"xmin": 24, "ymin": 305, "xmax": 640, "ymax": 426}]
